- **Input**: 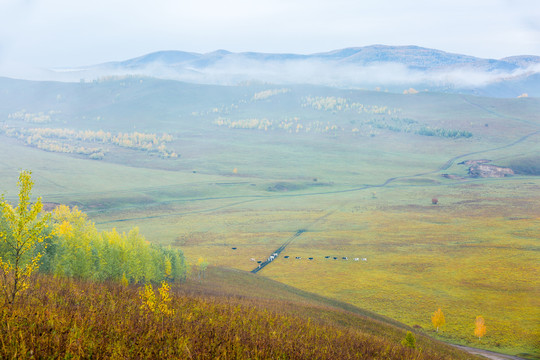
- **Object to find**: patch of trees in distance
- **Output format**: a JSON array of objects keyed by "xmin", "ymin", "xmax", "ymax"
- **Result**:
[
  {"xmin": 214, "ymin": 115, "xmax": 473, "ymax": 139},
  {"xmin": 0, "ymin": 126, "xmax": 178, "ymax": 159},
  {"xmin": 8, "ymin": 109, "xmax": 60, "ymax": 124},
  {"xmin": 416, "ymin": 127, "xmax": 472, "ymax": 139},
  {"xmin": 211, "ymin": 95, "xmax": 472, "ymax": 138},
  {"xmin": 369, "ymin": 119, "xmax": 473, "ymax": 139},
  {"xmin": 302, "ymin": 96, "xmax": 399, "ymax": 115},
  {"xmin": 251, "ymin": 88, "xmax": 291, "ymax": 101}
]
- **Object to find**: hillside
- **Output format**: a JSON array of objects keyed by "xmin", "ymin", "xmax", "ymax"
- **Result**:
[
  {"xmin": 37, "ymin": 45, "xmax": 540, "ymax": 97},
  {"xmin": 1, "ymin": 267, "xmax": 479, "ymax": 359}
]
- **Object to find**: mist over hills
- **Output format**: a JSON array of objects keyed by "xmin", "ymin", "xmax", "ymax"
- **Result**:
[
  {"xmin": 48, "ymin": 45, "xmax": 540, "ymax": 98},
  {"xmin": 1, "ymin": 44, "xmax": 540, "ymax": 358}
]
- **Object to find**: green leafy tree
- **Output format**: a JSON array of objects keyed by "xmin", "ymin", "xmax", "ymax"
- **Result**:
[
  {"xmin": 0, "ymin": 170, "xmax": 50, "ymax": 306},
  {"xmin": 124, "ymin": 227, "xmax": 153, "ymax": 283},
  {"xmin": 44, "ymin": 203, "xmax": 187, "ymax": 285},
  {"xmin": 50, "ymin": 205, "xmax": 96, "ymax": 279},
  {"xmin": 97, "ymin": 228, "xmax": 126, "ymax": 281},
  {"xmin": 401, "ymin": 331, "xmax": 416, "ymax": 348}
]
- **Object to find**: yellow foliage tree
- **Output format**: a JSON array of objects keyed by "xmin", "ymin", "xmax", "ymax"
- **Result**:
[
  {"xmin": 139, "ymin": 281, "xmax": 174, "ymax": 319},
  {"xmin": 474, "ymin": 316, "xmax": 487, "ymax": 340},
  {"xmin": 196, "ymin": 257, "xmax": 209, "ymax": 281},
  {"xmin": 0, "ymin": 170, "xmax": 50, "ymax": 306},
  {"xmin": 431, "ymin": 308, "xmax": 445, "ymax": 332},
  {"xmin": 121, "ymin": 272, "xmax": 129, "ymax": 287},
  {"xmin": 139, "ymin": 283, "xmax": 157, "ymax": 314},
  {"xmin": 157, "ymin": 281, "xmax": 174, "ymax": 317},
  {"xmin": 51, "ymin": 205, "xmax": 95, "ymax": 279}
]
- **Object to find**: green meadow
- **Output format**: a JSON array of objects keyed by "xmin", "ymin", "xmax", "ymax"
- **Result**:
[{"xmin": 0, "ymin": 76, "xmax": 539, "ymax": 358}]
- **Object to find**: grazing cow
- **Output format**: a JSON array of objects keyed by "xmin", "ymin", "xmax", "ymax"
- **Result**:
[
  {"xmin": 232, "ymin": 247, "xmax": 237, "ymax": 250},
  {"xmin": 257, "ymin": 260, "xmax": 262, "ymax": 264},
  {"xmin": 362, "ymin": 258, "xmax": 367, "ymax": 261},
  {"xmin": 295, "ymin": 256, "xmax": 301, "ymax": 260},
  {"xmin": 325, "ymin": 256, "xmax": 330, "ymax": 259},
  {"xmin": 342, "ymin": 257, "xmax": 348, "ymax": 260},
  {"xmin": 308, "ymin": 257, "xmax": 314, "ymax": 260},
  {"xmin": 273, "ymin": 253, "xmax": 278, "ymax": 257},
  {"xmin": 284, "ymin": 256, "xmax": 290, "ymax": 259},
  {"xmin": 250, "ymin": 258, "xmax": 256, "ymax": 262},
  {"xmin": 353, "ymin": 258, "xmax": 359, "ymax": 261},
  {"xmin": 269, "ymin": 255, "xmax": 275, "ymax": 261},
  {"xmin": 333, "ymin": 257, "xmax": 338, "ymax": 260}
]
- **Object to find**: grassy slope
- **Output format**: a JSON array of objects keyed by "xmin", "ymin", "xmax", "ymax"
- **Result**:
[
  {"xmin": 170, "ymin": 177, "xmax": 539, "ymax": 358},
  {"xmin": 185, "ymin": 266, "xmax": 481, "ymax": 357},
  {"xmin": 1, "ymin": 77, "xmax": 539, "ymax": 357},
  {"xmin": 1, "ymin": 269, "xmax": 478, "ymax": 359}
]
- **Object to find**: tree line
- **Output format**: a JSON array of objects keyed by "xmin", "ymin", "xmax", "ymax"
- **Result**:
[
  {"xmin": 302, "ymin": 96, "xmax": 400, "ymax": 115},
  {"xmin": 0, "ymin": 127, "xmax": 178, "ymax": 159},
  {"xmin": 0, "ymin": 171, "xmax": 186, "ymax": 308}
]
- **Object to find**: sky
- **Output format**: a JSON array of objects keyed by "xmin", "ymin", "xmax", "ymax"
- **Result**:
[{"xmin": 1, "ymin": 0, "xmax": 539, "ymax": 75}]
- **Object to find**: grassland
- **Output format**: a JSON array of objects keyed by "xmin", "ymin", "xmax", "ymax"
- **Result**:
[
  {"xmin": 113, "ymin": 178, "xmax": 538, "ymax": 358},
  {"xmin": 0, "ymin": 76, "xmax": 539, "ymax": 358}
]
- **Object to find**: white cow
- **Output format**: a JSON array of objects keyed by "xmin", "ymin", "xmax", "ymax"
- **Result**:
[{"xmin": 353, "ymin": 258, "xmax": 359, "ymax": 261}]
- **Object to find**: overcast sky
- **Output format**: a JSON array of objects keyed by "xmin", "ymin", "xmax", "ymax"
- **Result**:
[{"xmin": 1, "ymin": 0, "xmax": 539, "ymax": 74}]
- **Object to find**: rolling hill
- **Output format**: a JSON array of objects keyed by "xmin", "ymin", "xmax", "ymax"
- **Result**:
[
  {"xmin": 46, "ymin": 45, "xmax": 540, "ymax": 97},
  {"xmin": 0, "ymin": 69, "xmax": 539, "ymax": 358}
]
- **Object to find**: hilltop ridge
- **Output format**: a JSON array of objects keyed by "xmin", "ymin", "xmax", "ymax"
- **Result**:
[{"xmin": 45, "ymin": 45, "xmax": 540, "ymax": 97}]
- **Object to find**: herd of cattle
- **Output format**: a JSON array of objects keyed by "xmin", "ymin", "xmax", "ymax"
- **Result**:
[{"xmin": 249, "ymin": 253, "xmax": 368, "ymax": 265}]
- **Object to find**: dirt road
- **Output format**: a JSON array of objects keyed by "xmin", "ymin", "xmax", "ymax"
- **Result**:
[{"xmin": 452, "ymin": 344, "xmax": 527, "ymax": 360}]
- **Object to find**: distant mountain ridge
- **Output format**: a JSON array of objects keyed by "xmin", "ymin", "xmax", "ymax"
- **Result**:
[
  {"xmin": 59, "ymin": 45, "xmax": 540, "ymax": 97},
  {"xmin": 107, "ymin": 45, "xmax": 535, "ymax": 71}
]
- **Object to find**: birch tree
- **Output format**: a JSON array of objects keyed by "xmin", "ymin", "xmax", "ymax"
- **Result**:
[
  {"xmin": 474, "ymin": 316, "xmax": 487, "ymax": 340},
  {"xmin": 0, "ymin": 171, "xmax": 50, "ymax": 306},
  {"xmin": 431, "ymin": 308, "xmax": 445, "ymax": 332}
]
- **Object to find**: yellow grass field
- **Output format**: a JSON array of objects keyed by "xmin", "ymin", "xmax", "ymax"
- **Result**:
[{"xmin": 163, "ymin": 179, "xmax": 540, "ymax": 358}]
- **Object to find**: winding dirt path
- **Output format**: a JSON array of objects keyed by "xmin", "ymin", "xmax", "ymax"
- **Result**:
[{"xmin": 451, "ymin": 344, "xmax": 527, "ymax": 360}]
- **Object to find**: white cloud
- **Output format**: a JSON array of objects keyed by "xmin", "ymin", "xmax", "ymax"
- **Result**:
[{"xmin": 0, "ymin": 0, "xmax": 538, "ymax": 75}]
